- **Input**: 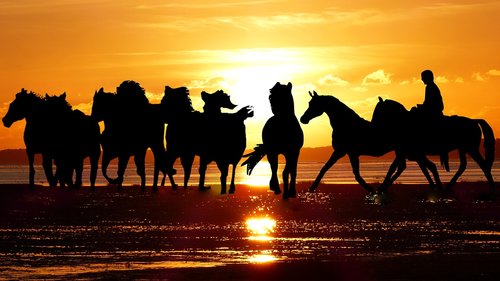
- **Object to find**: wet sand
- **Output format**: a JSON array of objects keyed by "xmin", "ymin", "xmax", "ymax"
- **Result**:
[{"xmin": 0, "ymin": 182, "xmax": 499, "ymax": 280}]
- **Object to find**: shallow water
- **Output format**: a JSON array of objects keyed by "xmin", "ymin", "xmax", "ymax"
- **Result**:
[
  {"xmin": 0, "ymin": 184, "xmax": 499, "ymax": 279},
  {"xmin": 1, "ymin": 160, "xmax": 499, "ymax": 186}
]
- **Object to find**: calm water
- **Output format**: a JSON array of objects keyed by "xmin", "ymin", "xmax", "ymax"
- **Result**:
[{"xmin": 1, "ymin": 160, "xmax": 499, "ymax": 186}]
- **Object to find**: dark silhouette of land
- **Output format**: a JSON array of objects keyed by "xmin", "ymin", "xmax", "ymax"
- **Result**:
[{"xmin": 243, "ymin": 82, "xmax": 303, "ymax": 199}]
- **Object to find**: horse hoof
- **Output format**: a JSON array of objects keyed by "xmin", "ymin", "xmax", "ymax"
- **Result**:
[
  {"xmin": 172, "ymin": 184, "xmax": 178, "ymax": 190},
  {"xmin": 274, "ymin": 188, "xmax": 282, "ymax": 195},
  {"xmin": 199, "ymin": 186, "xmax": 211, "ymax": 191},
  {"xmin": 229, "ymin": 188, "xmax": 235, "ymax": 194},
  {"xmin": 220, "ymin": 190, "xmax": 227, "ymax": 195}
]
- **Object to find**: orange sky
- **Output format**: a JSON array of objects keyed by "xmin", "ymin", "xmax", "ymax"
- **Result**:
[{"xmin": 1, "ymin": 0, "xmax": 500, "ymax": 150}]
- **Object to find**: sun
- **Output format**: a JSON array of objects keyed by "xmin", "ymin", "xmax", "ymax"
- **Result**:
[{"xmin": 214, "ymin": 49, "xmax": 309, "ymax": 120}]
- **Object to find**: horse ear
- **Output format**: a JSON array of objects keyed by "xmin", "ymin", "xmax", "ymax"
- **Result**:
[
  {"xmin": 45, "ymin": 94, "xmax": 49, "ymax": 99},
  {"xmin": 98, "ymin": 87, "xmax": 104, "ymax": 93},
  {"xmin": 287, "ymin": 82, "xmax": 292, "ymax": 89},
  {"xmin": 201, "ymin": 91, "xmax": 208, "ymax": 101},
  {"xmin": 309, "ymin": 91, "xmax": 313, "ymax": 97},
  {"xmin": 378, "ymin": 96, "xmax": 383, "ymax": 102},
  {"xmin": 313, "ymin": 91, "xmax": 318, "ymax": 96},
  {"xmin": 61, "ymin": 92, "xmax": 66, "ymax": 99}
]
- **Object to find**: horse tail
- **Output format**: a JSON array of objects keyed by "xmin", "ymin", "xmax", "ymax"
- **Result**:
[
  {"xmin": 476, "ymin": 119, "xmax": 495, "ymax": 170},
  {"xmin": 241, "ymin": 144, "xmax": 266, "ymax": 175}
]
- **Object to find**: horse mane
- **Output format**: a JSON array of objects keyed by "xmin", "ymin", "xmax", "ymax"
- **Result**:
[
  {"xmin": 116, "ymin": 80, "xmax": 149, "ymax": 106},
  {"xmin": 162, "ymin": 86, "xmax": 194, "ymax": 114},
  {"xmin": 44, "ymin": 94, "xmax": 72, "ymax": 113},
  {"xmin": 16, "ymin": 88, "xmax": 44, "ymax": 103},
  {"xmin": 322, "ymin": 95, "xmax": 367, "ymax": 123}
]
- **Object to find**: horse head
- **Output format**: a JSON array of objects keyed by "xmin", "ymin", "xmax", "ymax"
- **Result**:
[
  {"xmin": 201, "ymin": 90, "xmax": 237, "ymax": 114},
  {"xmin": 116, "ymin": 80, "xmax": 149, "ymax": 107},
  {"xmin": 162, "ymin": 86, "xmax": 193, "ymax": 122},
  {"xmin": 2, "ymin": 89, "xmax": 42, "ymax": 127},
  {"xmin": 269, "ymin": 82, "xmax": 295, "ymax": 116},
  {"xmin": 91, "ymin": 87, "xmax": 115, "ymax": 122},
  {"xmin": 44, "ymin": 93, "xmax": 72, "ymax": 115},
  {"xmin": 300, "ymin": 91, "xmax": 323, "ymax": 124},
  {"xmin": 371, "ymin": 97, "xmax": 408, "ymax": 129}
]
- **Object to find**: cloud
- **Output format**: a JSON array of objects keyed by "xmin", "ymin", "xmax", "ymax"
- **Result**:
[
  {"xmin": 399, "ymin": 80, "xmax": 410, "ymax": 85},
  {"xmin": 473, "ymin": 72, "xmax": 485, "ymax": 81},
  {"xmin": 353, "ymin": 86, "xmax": 368, "ymax": 92},
  {"xmin": 188, "ymin": 77, "xmax": 229, "ymax": 93},
  {"xmin": 362, "ymin": 69, "xmax": 391, "ymax": 85},
  {"xmin": 455, "ymin": 77, "xmax": 464, "ymax": 83},
  {"xmin": 318, "ymin": 74, "xmax": 349, "ymax": 87},
  {"xmin": 435, "ymin": 76, "xmax": 449, "ymax": 83},
  {"xmin": 487, "ymin": 69, "xmax": 500, "ymax": 76}
]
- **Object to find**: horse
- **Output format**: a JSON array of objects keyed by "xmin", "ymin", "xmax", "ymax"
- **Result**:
[
  {"xmin": 161, "ymin": 85, "xmax": 201, "ymax": 189},
  {"xmin": 198, "ymin": 90, "xmax": 254, "ymax": 194},
  {"xmin": 242, "ymin": 82, "xmax": 303, "ymax": 199},
  {"xmin": 2, "ymin": 89, "xmax": 57, "ymax": 187},
  {"xmin": 44, "ymin": 93, "xmax": 100, "ymax": 188},
  {"xmin": 91, "ymin": 81, "xmax": 166, "ymax": 190},
  {"xmin": 372, "ymin": 97, "xmax": 495, "ymax": 193}
]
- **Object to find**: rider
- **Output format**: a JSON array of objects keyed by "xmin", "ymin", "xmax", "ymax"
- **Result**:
[
  {"xmin": 413, "ymin": 69, "xmax": 448, "ymax": 171},
  {"xmin": 418, "ymin": 69, "xmax": 444, "ymax": 119}
]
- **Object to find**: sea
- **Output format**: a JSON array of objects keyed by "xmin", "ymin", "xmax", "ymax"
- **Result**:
[{"xmin": 0, "ymin": 160, "xmax": 499, "ymax": 187}]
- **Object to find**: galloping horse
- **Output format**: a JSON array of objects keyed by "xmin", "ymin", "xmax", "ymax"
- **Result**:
[
  {"xmin": 91, "ymin": 81, "xmax": 165, "ymax": 190},
  {"xmin": 300, "ymin": 91, "xmax": 397, "ymax": 194},
  {"xmin": 373, "ymin": 98, "xmax": 495, "ymax": 193},
  {"xmin": 44, "ymin": 93, "xmax": 100, "ymax": 188},
  {"xmin": 198, "ymin": 90, "xmax": 254, "ymax": 194},
  {"xmin": 3, "ymin": 89, "xmax": 57, "ymax": 187},
  {"xmin": 242, "ymin": 82, "xmax": 303, "ymax": 199}
]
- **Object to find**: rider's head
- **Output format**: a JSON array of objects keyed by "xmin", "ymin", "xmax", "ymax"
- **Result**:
[{"xmin": 421, "ymin": 70, "xmax": 434, "ymax": 85}]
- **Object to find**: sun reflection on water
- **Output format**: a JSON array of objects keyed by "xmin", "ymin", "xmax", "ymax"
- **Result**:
[{"xmin": 246, "ymin": 217, "xmax": 276, "ymax": 241}]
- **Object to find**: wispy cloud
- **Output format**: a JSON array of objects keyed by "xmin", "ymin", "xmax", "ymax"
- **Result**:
[
  {"xmin": 487, "ymin": 69, "xmax": 500, "ymax": 76},
  {"xmin": 136, "ymin": 1, "xmax": 279, "ymax": 10},
  {"xmin": 435, "ymin": 76, "xmax": 449, "ymax": 83},
  {"xmin": 362, "ymin": 70, "xmax": 392, "ymax": 85},
  {"xmin": 318, "ymin": 74, "xmax": 349, "ymax": 87},
  {"xmin": 473, "ymin": 72, "xmax": 486, "ymax": 81}
]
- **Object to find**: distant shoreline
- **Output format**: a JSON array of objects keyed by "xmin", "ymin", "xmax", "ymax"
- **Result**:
[{"xmin": 1, "ymin": 141, "xmax": 498, "ymax": 165}]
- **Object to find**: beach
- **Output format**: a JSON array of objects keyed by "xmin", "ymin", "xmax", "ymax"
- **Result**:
[{"xmin": 0, "ymin": 182, "xmax": 499, "ymax": 280}]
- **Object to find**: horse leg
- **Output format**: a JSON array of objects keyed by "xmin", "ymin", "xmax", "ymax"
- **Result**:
[
  {"xmin": 447, "ymin": 150, "xmax": 467, "ymax": 189},
  {"xmin": 417, "ymin": 157, "xmax": 442, "ymax": 190},
  {"xmin": 282, "ymin": 160, "xmax": 290, "ymax": 199},
  {"xmin": 117, "ymin": 155, "xmax": 129, "ymax": 190},
  {"xmin": 164, "ymin": 151, "xmax": 178, "ymax": 189},
  {"xmin": 198, "ymin": 158, "xmax": 211, "ymax": 191},
  {"xmin": 134, "ymin": 150, "xmax": 147, "ymax": 191},
  {"xmin": 229, "ymin": 163, "xmax": 237, "ymax": 194},
  {"xmin": 27, "ymin": 151, "xmax": 36, "ymax": 188},
  {"xmin": 75, "ymin": 159, "xmax": 83, "ymax": 188},
  {"xmin": 310, "ymin": 150, "xmax": 346, "ymax": 192},
  {"xmin": 90, "ymin": 151, "xmax": 99, "ymax": 190},
  {"xmin": 348, "ymin": 154, "xmax": 375, "ymax": 194},
  {"xmin": 268, "ymin": 153, "xmax": 281, "ymax": 195},
  {"xmin": 217, "ymin": 161, "xmax": 229, "ymax": 195},
  {"xmin": 41, "ymin": 153, "xmax": 55, "ymax": 187},
  {"xmin": 379, "ymin": 156, "xmax": 407, "ymax": 194},
  {"xmin": 181, "ymin": 154, "xmax": 195, "ymax": 189},
  {"xmin": 469, "ymin": 149, "xmax": 496, "ymax": 189},
  {"xmin": 151, "ymin": 147, "xmax": 161, "ymax": 191},
  {"xmin": 285, "ymin": 151, "xmax": 300, "ymax": 199}
]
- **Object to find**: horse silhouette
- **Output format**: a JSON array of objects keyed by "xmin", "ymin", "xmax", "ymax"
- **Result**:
[
  {"xmin": 198, "ymin": 90, "xmax": 254, "ymax": 194},
  {"xmin": 2, "ymin": 89, "xmax": 99, "ymax": 188},
  {"xmin": 3, "ymin": 89, "xmax": 57, "ymax": 187},
  {"xmin": 44, "ymin": 93, "xmax": 100, "ymax": 188},
  {"xmin": 300, "ymin": 91, "xmax": 445, "ymax": 194},
  {"xmin": 91, "ymin": 81, "xmax": 165, "ymax": 190},
  {"xmin": 373, "ymin": 97, "xmax": 495, "ymax": 193},
  {"xmin": 161, "ymin": 85, "xmax": 201, "ymax": 189},
  {"xmin": 242, "ymin": 82, "xmax": 303, "ymax": 199}
]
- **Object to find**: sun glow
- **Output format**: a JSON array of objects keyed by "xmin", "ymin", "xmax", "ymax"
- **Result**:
[{"xmin": 246, "ymin": 217, "xmax": 276, "ymax": 241}]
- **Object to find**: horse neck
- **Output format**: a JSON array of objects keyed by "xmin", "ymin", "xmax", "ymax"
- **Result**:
[
  {"xmin": 203, "ymin": 104, "xmax": 221, "ymax": 115},
  {"xmin": 322, "ymin": 97, "xmax": 363, "ymax": 128},
  {"xmin": 25, "ymin": 96, "xmax": 46, "ymax": 122}
]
